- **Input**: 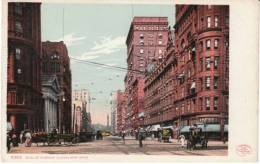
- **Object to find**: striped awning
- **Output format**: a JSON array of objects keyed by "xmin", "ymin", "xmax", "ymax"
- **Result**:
[{"xmin": 180, "ymin": 124, "xmax": 229, "ymax": 133}]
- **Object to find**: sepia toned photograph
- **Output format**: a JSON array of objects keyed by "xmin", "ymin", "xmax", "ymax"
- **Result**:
[{"xmin": 1, "ymin": 0, "xmax": 258, "ymax": 162}]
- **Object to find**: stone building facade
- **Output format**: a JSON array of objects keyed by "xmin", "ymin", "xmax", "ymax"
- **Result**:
[
  {"xmin": 41, "ymin": 75, "xmax": 60, "ymax": 133},
  {"xmin": 42, "ymin": 41, "xmax": 72, "ymax": 133}
]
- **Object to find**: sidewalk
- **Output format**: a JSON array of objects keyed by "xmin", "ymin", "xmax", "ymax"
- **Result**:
[{"xmin": 122, "ymin": 136, "xmax": 227, "ymax": 147}]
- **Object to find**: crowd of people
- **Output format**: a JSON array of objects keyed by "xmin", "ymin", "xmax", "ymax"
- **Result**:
[
  {"xmin": 118, "ymin": 126, "xmax": 189, "ymax": 148},
  {"xmin": 7, "ymin": 129, "xmax": 34, "ymax": 152}
]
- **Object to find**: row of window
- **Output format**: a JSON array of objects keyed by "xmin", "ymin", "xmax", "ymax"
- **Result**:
[
  {"xmin": 200, "ymin": 56, "xmax": 219, "ymax": 71},
  {"xmin": 199, "ymin": 96, "xmax": 219, "ymax": 111},
  {"xmin": 7, "ymin": 91, "xmax": 24, "ymax": 105},
  {"xmin": 199, "ymin": 39, "xmax": 219, "ymax": 51},
  {"xmin": 180, "ymin": 38, "xmax": 219, "ymax": 52},
  {"xmin": 203, "ymin": 15, "xmax": 219, "ymax": 28},
  {"xmin": 139, "ymin": 33, "xmax": 163, "ymax": 39},
  {"xmin": 139, "ymin": 48, "xmax": 163, "ymax": 55},
  {"xmin": 146, "ymin": 93, "xmax": 224, "ymax": 113},
  {"xmin": 202, "ymin": 14, "xmax": 229, "ymax": 29},
  {"xmin": 7, "ymin": 91, "xmax": 42, "ymax": 106},
  {"xmin": 149, "ymin": 95, "xmax": 219, "ymax": 114},
  {"xmin": 139, "ymin": 40, "xmax": 163, "ymax": 46},
  {"xmin": 199, "ymin": 76, "xmax": 219, "ymax": 90}
]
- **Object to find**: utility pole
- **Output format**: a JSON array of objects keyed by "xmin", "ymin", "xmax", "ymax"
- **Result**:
[{"xmin": 107, "ymin": 114, "xmax": 109, "ymax": 129}]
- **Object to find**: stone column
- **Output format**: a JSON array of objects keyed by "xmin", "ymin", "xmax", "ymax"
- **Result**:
[
  {"xmin": 47, "ymin": 98, "xmax": 50, "ymax": 132},
  {"xmin": 51, "ymin": 100, "xmax": 55, "ymax": 128},
  {"xmin": 54, "ymin": 101, "xmax": 56, "ymax": 129},
  {"xmin": 50, "ymin": 99, "xmax": 53, "ymax": 131},
  {"xmin": 44, "ymin": 98, "xmax": 48, "ymax": 132}
]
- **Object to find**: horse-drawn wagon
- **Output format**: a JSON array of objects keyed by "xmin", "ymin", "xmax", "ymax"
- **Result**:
[
  {"xmin": 31, "ymin": 132, "xmax": 79, "ymax": 146},
  {"xmin": 180, "ymin": 125, "xmax": 208, "ymax": 150}
]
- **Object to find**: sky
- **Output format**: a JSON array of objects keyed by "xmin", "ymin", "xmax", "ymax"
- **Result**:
[{"xmin": 41, "ymin": 3, "xmax": 175, "ymax": 125}]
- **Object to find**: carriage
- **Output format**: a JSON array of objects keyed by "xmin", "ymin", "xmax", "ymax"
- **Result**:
[
  {"xmin": 31, "ymin": 132, "xmax": 79, "ymax": 146},
  {"xmin": 162, "ymin": 127, "xmax": 173, "ymax": 142},
  {"xmin": 185, "ymin": 126, "xmax": 208, "ymax": 150}
]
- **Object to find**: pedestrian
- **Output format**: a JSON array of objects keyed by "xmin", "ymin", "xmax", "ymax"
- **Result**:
[
  {"xmin": 7, "ymin": 132, "xmax": 11, "ymax": 152},
  {"xmin": 19, "ymin": 131, "xmax": 24, "ymax": 144},
  {"xmin": 25, "ymin": 131, "xmax": 32, "ymax": 147},
  {"xmin": 138, "ymin": 127, "xmax": 145, "ymax": 148},
  {"xmin": 158, "ymin": 129, "xmax": 162, "ymax": 142},
  {"xmin": 135, "ymin": 129, "xmax": 138, "ymax": 140},
  {"xmin": 151, "ymin": 133, "xmax": 154, "ymax": 140},
  {"xmin": 179, "ymin": 135, "xmax": 185, "ymax": 148},
  {"xmin": 11, "ymin": 132, "xmax": 18, "ymax": 147},
  {"xmin": 169, "ymin": 136, "xmax": 173, "ymax": 143},
  {"xmin": 122, "ymin": 130, "xmax": 126, "ymax": 144}
]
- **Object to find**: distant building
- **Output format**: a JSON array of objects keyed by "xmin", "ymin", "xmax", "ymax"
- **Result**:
[
  {"xmin": 116, "ymin": 91, "xmax": 126, "ymax": 133},
  {"xmin": 72, "ymin": 89, "xmax": 90, "ymax": 112},
  {"xmin": 110, "ymin": 92, "xmax": 117, "ymax": 134},
  {"xmin": 124, "ymin": 17, "xmax": 169, "ymax": 131},
  {"xmin": 42, "ymin": 41, "xmax": 72, "ymax": 133},
  {"xmin": 72, "ymin": 89, "xmax": 91, "ymax": 133},
  {"xmin": 7, "ymin": 3, "xmax": 43, "ymax": 132},
  {"xmin": 41, "ymin": 75, "xmax": 60, "ymax": 133}
]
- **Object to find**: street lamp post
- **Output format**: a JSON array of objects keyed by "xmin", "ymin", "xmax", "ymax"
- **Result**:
[
  {"xmin": 57, "ymin": 91, "xmax": 65, "ymax": 134},
  {"xmin": 204, "ymin": 120, "xmax": 207, "ymax": 138}
]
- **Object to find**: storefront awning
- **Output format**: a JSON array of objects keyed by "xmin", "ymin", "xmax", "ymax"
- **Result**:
[
  {"xmin": 180, "ymin": 124, "xmax": 229, "ymax": 133},
  {"xmin": 224, "ymin": 124, "xmax": 228, "ymax": 132},
  {"xmin": 180, "ymin": 126, "xmax": 190, "ymax": 133},
  {"xmin": 162, "ymin": 126, "xmax": 173, "ymax": 130},
  {"xmin": 149, "ymin": 124, "xmax": 161, "ymax": 131},
  {"xmin": 145, "ymin": 126, "xmax": 151, "ymax": 131}
]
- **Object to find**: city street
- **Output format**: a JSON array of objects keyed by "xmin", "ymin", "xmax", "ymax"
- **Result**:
[{"xmin": 9, "ymin": 136, "xmax": 227, "ymax": 155}]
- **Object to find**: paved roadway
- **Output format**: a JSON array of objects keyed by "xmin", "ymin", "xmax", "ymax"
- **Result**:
[{"xmin": 9, "ymin": 136, "xmax": 227, "ymax": 155}]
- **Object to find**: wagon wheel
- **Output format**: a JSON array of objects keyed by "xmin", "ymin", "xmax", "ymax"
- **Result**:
[{"xmin": 72, "ymin": 137, "xmax": 79, "ymax": 144}]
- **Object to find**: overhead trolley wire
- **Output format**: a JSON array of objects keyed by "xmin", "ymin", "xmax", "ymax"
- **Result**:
[{"xmin": 70, "ymin": 57, "xmax": 145, "ymax": 75}]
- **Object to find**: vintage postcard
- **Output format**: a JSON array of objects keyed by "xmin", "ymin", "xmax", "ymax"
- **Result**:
[{"xmin": 0, "ymin": 0, "xmax": 258, "ymax": 162}]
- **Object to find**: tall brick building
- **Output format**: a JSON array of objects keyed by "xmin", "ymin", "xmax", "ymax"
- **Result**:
[
  {"xmin": 144, "ymin": 5, "xmax": 229, "ymax": 139},
  {"xmin": 124, "ymin": 17, "xmax": 169, "ymax": 131},
  {"xmin": 7, "ymin": 3, "xmax": 43, "ymax": 132},
  {"xmin": 144, "ymin": 29, "xmax": 175, "ymax": 127},
  {"xmin": 42, "ymin": 41, "xmax": 72, "ymax": 133}
]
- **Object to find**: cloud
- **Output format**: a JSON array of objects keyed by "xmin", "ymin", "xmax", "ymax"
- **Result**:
[
  {"xmin": 96, "ymin": 63, "xmax": 117, "ymax": 70},
  {"xmin": 79, "ymin": 36, "xmax": 126, "ymax": 60},
  {"xmin": 54, "ymin": 33, "xmax": 86, "ymax": 47},
  {"xmin": 92, "ymin": 36, "xmax": 126, "ymax": 51}
]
